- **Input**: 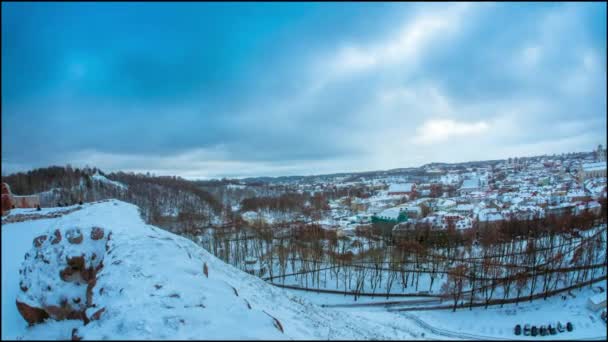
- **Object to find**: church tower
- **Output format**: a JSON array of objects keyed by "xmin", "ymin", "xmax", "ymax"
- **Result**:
[{"xmin": 596, "ymin": 144, "xmax": 606, "ymax": 162}]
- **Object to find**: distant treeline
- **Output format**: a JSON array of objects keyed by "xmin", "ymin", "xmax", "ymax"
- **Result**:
[
  {"xmin": 108, "ymin": 171, "xmax": 222, "ymax": 212},
  {"xmin": 2, "ymin": 166, "xmax": 223, "ymax": 234},
  {"xmin": 2, "ymin": 165, "xmax": 99, "ymax": 195}
]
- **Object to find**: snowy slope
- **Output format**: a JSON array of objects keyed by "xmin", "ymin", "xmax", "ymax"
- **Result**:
[
  {"xmin": 2, "ymin": 200, "xmax": 422, "ymax": 340},
  {"xmin": 91, "ymin": 172, "xmax": 127, "ymax": 190}
]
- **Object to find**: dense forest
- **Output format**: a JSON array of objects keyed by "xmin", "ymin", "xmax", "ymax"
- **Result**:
[
  {"xmin": 2, "ymin": 166, "xmax": 222, "ymax": 234},
  {"xmin": 2, "ymin": 165, "xmax": 98, "ymax": 195}
]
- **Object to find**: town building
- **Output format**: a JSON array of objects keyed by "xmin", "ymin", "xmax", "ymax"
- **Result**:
[
  {"xmin": 372, "ymin": 207, "xmax": 408, "ymax": 223},
  {"xmin": 546, "ymin": 203, "xmax": 576, "ymax": 217},
  {"xmin": 387, "ymin": 183, "xmax": 416, "ymax": 196},
  {"xmin": 350, "ymin": 198, "xmax": 368, "ymax": 213},
  {"xmin": 459, "ymin": 178, "xmax": 480, "ymax": 196},
  {"xmin": 578, "ymin": 162, "xmax": 607, "ymax": 181},
  {"xmin": 595, "ymin": 144, "xmax": 606, "ymax": 162}
]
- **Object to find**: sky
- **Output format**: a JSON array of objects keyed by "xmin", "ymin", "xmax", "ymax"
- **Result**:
[{"xmin": 2, "ymin": 2, "xmax": 607, "ymax": 179}]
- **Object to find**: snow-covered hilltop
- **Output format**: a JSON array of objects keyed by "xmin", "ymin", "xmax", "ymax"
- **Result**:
[
  {"xmin": 2, "ymin": 200, "xmax": 421, "ymax": 340},
  {"xmin": 91, "ymin": 171, "xmax": 127, "ymax": 191}
]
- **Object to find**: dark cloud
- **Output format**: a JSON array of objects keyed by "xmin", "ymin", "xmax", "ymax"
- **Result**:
[{"xmin": 2, "ymin": 2, "xmax": 606, "ymax": 177}]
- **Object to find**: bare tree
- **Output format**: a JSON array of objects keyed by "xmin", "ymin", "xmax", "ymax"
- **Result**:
[{"xmin": 442, "ymin": 264, "xmax": 468, "ymax": 312}]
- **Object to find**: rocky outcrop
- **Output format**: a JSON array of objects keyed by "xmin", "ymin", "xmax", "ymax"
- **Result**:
[
  {"xmin": 16, "ymin": 301, "xmax": 49, "ymax": 324},
  {"xmin": 16, "ymin": 226, "xmax": 111, "ymax": 326}
]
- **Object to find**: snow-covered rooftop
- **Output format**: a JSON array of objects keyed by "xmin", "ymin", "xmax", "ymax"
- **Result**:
[
  {"xmin": 377, "ymin": 207, "xmax": 402, "ymax": 220},
  {"xmin": 582, "ymin": 162, "xmax": 607, "ymax": 172},
  {"xmin": 478, "ymin": 208, "xmax": 504, "ymax": 222},
  {"xmin": 460, "ymin": 178, "xmax": 479, "ymax": 190},
  {"xmin": 388, "ymin": 183, "xmax": 414, "ymax": 193}
]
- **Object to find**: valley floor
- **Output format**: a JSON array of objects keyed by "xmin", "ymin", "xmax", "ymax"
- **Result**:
[{"xmin": 283, "ymin": 284, "xmax": 607, "ymax": 340}]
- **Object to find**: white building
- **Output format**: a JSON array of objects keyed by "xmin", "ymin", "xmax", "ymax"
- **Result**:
[
  {"xmin": 459, "ymin": 178, "xmax": 480, "ymax": 195},
  {"xmin": 579, "ymin": 162, "xmax": 607, "ymax": 181},
  {"xmin": 387, "ymin": 183, "xmax": 415, "ymax": 195},
  {"xmin": 587, "ymin": 292, "xmax": 607, "ymax": 312}
]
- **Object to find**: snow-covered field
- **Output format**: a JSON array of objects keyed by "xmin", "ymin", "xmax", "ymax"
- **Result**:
[
  {"xmin": 275, "ymin": 285, "xmax": 607, "ymax": 340},
  {"xmin": 406, "ymin": 284, "xmax": 607, "ymax": 340},
  {"xmin": 2, "ymin": 200, "xmax": 429, "ymax": 340},
  {"xmin": 3, "ymin": 204, "xmax": 82, "ymax": 217}
]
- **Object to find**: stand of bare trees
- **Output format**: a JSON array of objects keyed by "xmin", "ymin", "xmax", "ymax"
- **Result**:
[{"xmin": 194, "ymin": 193, "xmax": 606, "ymax": 308}]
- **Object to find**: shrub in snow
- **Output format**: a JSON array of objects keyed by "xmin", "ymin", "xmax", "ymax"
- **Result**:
[
  {"xmin": 16, "ymin": 226, "xmax": 111, "ymax": 325},
  {"xmin": 263, "ymin": 310, "xmax": 284, "ymax": 333},
  {"xmin": 72, "ymin": 328, "xmax": 82, "ymax": 341}
]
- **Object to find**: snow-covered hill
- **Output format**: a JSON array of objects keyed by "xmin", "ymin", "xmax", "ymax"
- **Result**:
[
  {"xmin": 91, "ymin": 172, "xmax": 127, "ymax": 190},
  {"xmin": 2, "ymin": 200, "xmax": 420, "ymax": 340}
]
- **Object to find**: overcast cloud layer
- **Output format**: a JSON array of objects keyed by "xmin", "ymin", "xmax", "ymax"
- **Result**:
[{"xmin": 2, "ymin": 2, "xmax": 606, "ymax": 179}]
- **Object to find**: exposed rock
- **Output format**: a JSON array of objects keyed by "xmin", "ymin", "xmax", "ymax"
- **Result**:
[
  {"xmin": 89, "ymin": 307, "xmax": 105, "ymax": 321},
  {"xmin": 91, "ymin": 227, "xmax": 104, "ymax": 240},
  {"xmin": 60, "ymin": 256, "xmax": 86, "ymax": 282},
  {"xmin": 66, "ymin": 228, "xmax": 83, "ymax": 244},
  {"xmin": 17, "ymin": 226, "xmax": 110, "ymax": 327},
  {"xmin": 45, "ymin": 300, "xmax": 85, "ymax": 321},
  {"xmin": 16, "ymin": 300, "xmax": 48, "ymax": 325},
  {"xmin": 86, "ymin": 276, "xmax": 97, "ymax": 307},
  {"xmin": 33, "ymin": 235, "xmax": 47, "ymax": 248},
  {"xmin": 51, "ymin": 229, "xmax": 62, "ymax": 244},
  {"xmin": 105, "ymin": 233, "xmax": 113, "ymax": 252}
]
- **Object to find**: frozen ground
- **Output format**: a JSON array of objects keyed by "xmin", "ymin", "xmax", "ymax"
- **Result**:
[
  {"xmin": 3, "ymin": 204, "xmax": 82, "ymax": 217},
  {"xmin": 276, "ymin": 282, "xmax": 607, "ymax": 340},
  {"xmin": 2, "ymin": 200, "xmax": 430, "ymax": 340},
  {"xmin": 278, "ymin": 285, "xmax": 607, "ymax": 340},
  {"xmin": 407, "ymin": 283, "xmax": 607, "ymax": 340},
  {"xmin": 3, "ymin": 199, "xmax": 604, "ymax": 340}
]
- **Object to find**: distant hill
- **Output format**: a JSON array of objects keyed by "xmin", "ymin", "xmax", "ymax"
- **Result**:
[{"xmin": 2, "ymin": 166, "xmax": 223, "ymax": 233}]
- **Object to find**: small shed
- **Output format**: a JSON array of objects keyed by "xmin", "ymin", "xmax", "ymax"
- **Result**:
[{"xmin": 587, "ymin": 292, "xmax": 607, "ymax": 312}]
